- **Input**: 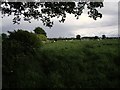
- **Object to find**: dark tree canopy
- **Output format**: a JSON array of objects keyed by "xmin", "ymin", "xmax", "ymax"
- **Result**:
[
  {"xmin": 34, "ymin": 27, "xmax": 47, "ymax": 36},
  {"xmin": 1, "ymin": 0, "xmax": 104, "ymax": 27},
  {"xmin": 102, "ymin": 34, "xmax": 106, "ymax": 39},
  {"xmin": 2, "ymin": 33, "xmax": 8, "ymax": 40},
  {"xmin": 94, "ymin": 36, "xmax": 99, "ymax": 39},
  {"xmin": 76, "ymin": 35, "xmax": 81, "ymax": 39},
  {"xmin": 7, "ymin": 30, "xmax": 42, "ymax": 48}
]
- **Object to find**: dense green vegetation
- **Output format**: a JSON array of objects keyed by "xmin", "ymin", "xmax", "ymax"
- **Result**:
[
  {"xmin": 39, "ymin": 40, "xmax": 120, "ymax": 88},
  {"xmin": 2, "ymin": 30, "xmax": 120, "ymax": 88}
]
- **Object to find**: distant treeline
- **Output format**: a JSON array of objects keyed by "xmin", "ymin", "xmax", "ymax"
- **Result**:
[
  {"xmin": 48, "ymin": 38, "xmax": 76, "ymax": 41},
  {"xmin": 48, "ymin": 36, "xmax": 120, "ymax": 41}
]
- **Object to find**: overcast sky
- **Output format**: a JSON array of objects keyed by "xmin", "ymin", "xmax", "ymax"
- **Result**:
[{"xmin": 1, "ymin": 0, "xmax": 119, "ymax": 38}]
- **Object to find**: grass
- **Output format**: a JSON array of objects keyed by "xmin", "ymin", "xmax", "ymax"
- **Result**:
[
  {"xmin": 3, "ymin": 39, "xmax": 120, "ymax": 88},
  {"xmin": 37, "ymin": 39, "xmax": 120, "ymax": 88}
]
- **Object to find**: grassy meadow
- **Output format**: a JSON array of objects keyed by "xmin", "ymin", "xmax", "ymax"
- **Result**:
[
  {"xmin": 36, "ymin": 39, "xmax": 120, "ymax": 88},
  {"xmin": 2, "ymin": 34, "xmax": 120, "ymax": 88}
]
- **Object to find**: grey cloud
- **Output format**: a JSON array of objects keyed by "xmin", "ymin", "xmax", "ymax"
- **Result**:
[
  {"xmin": 1, "ymin": 2, "xmax": 119, "ymax": 38},
  {"xmin": 61, "ymin": 14, "xmax": 117, "ymax": 30},
  {"xmin": 98, "ymin": 2, "xmax": 118, "ymax": 16}
]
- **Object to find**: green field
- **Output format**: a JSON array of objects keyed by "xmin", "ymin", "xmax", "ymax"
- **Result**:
[
  {"xmin": 3, "ymin": 38, "xmax": 120, "ymax": 88},
  {"xmin": 38, "ymin": 39, "xmax": 120, "ymax": 88}
]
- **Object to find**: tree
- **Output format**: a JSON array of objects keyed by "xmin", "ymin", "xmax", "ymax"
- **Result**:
[
  {"xmin": 8, "ymin": 30, "xmax": 42, "ymax": 49},
  {"xmin": 2, "ymin": 30, "xmax": 44, "ymax": 88},
  {"xmin": 102, "ymin": 35, "xmax": 106, "ymax": 39},
  {"xmin": 1, "ymin": 0, "xmax": 104, "ymax": 27},
  {"xmin": 2, "ymin": 33, "xmax": 8, "ymax": 40},
  {"xmin": 76, "ymin": 35, "xmax": 81, "ymax": 40},
  {"xmin": 94, "ymin": 36, "xmax": 99, "ymax": 39},
  {"xmin": 34, "ymin": 27, "xmax": 47, "ymax": 37}
]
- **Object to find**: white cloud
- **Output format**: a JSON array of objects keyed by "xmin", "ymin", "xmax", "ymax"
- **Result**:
[
  {"xmin": 1, "ymin": 2, "xmax": 119, "ymax": 38},
  {"xmin": 73, "ymin": 25, "xmax": 118, "ymax": 37},
  {"xmin": 104, "ymin": 0, "xmax": 119, "ymax": 2}
]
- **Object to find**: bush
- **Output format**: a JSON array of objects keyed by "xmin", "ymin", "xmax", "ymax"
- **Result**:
[
  {"xmin": 34, "ymin": 27, "xmax": 47, "ymax": 37},
  {"xmin": 37, "ymin": 34, "xmax": 47, "ymax": 41},
  {"xmin": 8, "ymin": 30, "xmax": 42, "ymax": 48},
  {"xmin": 2, "ymin": 30, "xmax": 43, "ymax": 88}
]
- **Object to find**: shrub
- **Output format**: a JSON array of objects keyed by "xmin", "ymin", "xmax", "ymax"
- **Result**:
[
  {"xmin": 2, "ymin": 30, "xmax": 43, "ymax": 88},
  {"xmin": 34, "ymin": 27, "xmax": 47, "ymax": 37},
  {"xmin": 37, "ymin": 34, "xmax": 47, "ymax": 41}
]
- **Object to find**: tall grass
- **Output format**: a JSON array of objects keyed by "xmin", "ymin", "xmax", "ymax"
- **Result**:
[
  {"xmin": 37, "ymin": 39, "xmax": 120, "ymax": 88},
  {"xmin": 3, "ymin": 39, "xmax": 120, "ymax": 88}
]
